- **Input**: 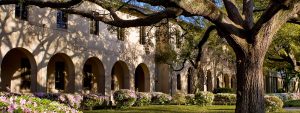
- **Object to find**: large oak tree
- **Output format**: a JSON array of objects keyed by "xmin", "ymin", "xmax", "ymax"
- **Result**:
[{"xmin": 1, "ymin": 0, "xmax": 300, "ymax": 113}]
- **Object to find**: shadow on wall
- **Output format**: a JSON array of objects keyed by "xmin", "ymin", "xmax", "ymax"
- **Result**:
[{"xmin": 0, "ymin": 5, "xmax": 153, "ymax": 94}]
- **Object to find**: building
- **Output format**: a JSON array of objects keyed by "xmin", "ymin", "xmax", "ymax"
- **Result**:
[{"xmin": 0, "ymin": 2, "xmax": 238, "ymax": 96}]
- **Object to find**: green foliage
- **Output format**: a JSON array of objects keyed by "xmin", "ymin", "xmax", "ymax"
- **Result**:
[
  {"xmin": 82, "ymin": 95, "xmax": 107, "ymax": 110},
  {"xmin": 284, "ymin": 100, "xmax": 300, "ymax": 107},
  {"xmin": 134, "ymin": 92, "xmax": 151, "ymax": 107},
  {"xmin": 151, "ymin": 92, "xmax": 172, "ymax": 105},
  {"xmin": 171, "ymin": 91, "xmax": 187, "ymax": 105},
  {"xmin": 265, "ymin": 95, "xmax": 284, "ymax": 112},
  {"xmin": 113, "ymin": 89, "xmax": 137, "ymax": 109},
  {"xmin": 194, "ymin": 91, "xmax": 214, "ymax": 106},
  {"xmin": 185, "ymin": 94, "xmax": 196, "ymax": 105},
  {"xmin": 213, "ymin": 93, "xmax": 236, "ymax": 105},
  {"xmin": 213, "ymin": 88, "xmax": 235, "ymax": 94}
]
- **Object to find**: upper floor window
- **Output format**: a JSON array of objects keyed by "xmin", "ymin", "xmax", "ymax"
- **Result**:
[
  {"xmin": 15, "ymin": 4, "xmax": 28, "ymax": 20},
  {"xmin": 57, "ymin": 10, "xmax": 68, "ymax": 29},
  {"xmin": 139, "ymin": 26, "xmax": 146, "ymax": 45},
  {"xmin": 117, "ymin": 27, "xmax": 125, "ymax": 41},
  {"xmin": 90, "ymin": 19, "xmax": 99, "ymax": 35}
]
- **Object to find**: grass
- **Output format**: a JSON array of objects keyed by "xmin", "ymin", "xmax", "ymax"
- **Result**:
[{"xmin": 83, "ymin": 105, "xmax": 300, "ymax": 113}]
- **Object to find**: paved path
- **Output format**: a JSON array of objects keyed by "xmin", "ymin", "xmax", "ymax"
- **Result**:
[{"xmin": 284, "ymin": 107, "xmax": 300, "ymax": 111}]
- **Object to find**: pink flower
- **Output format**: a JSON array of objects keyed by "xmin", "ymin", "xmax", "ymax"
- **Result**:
[
  {"xmin": 20, "ymin": 99, "xmax": 26, "ymax": 105},
  {"xmin": 0, "ymin": 96, "xmax": 7, "ymax": 102},
  {"xmin": 7, "ymin": 103, "xmax": 17, "ymax": 113}
]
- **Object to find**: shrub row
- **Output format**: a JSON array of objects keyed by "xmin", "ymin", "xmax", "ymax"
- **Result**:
[{"xmin": 0, "ymin": 95, "xmax": 82, "ymax": 112}]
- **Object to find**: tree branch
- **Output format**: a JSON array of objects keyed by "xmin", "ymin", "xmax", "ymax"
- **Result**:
[
  {"xmin": 62, "ymin": 7, "xmax": 183, "ymax": 27},
  {"xmin": 252, "ymin": 0, "xmax": 298, "ymax": 36},
  {"xmin": 243, "ymin": 0, "xmax": 254, "ymax": 29},
  {"xmin": 0, "ymin": 0, "xmax": 82, "ymax": 8},
  {"xmin": 194, "ymin": 25, "xmax": 216, "ymax": 68},
  {"xmin": 223, "ymin": 0, "xmax": 243, "ymax": 25}
]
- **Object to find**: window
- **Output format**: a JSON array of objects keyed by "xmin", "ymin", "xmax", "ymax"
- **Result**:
[
  {"xmin": 57, "ymin": 10, "xmax": 68, "ymax": 29},
  {"xmin": 90, "ymin": 19, "xmax": 99, "ymax": 35},
  {"xmin": 139, "ymin": 26, "xmax": 146, "ymax": 45},
  {"xmin": 20, "ymin": 58, "xmax": 31, "ymax": 90},
  {"xmin": 83, "ymin": 64, "xmax": 93, "ymax": 90},
  {"xmin": 117, "ymin": 27, "xmax": 125, "ymax": 41},
  {"xmin": 177, "ymin": 74, "xmax": 181, "ymax": 90},
  {"xmin": 55, "ymin": 62, "xmax": 65, "ymax": 90},
  {"xmin": 15, "ymin": 4, "xmax": 28, "ymax": 20}
]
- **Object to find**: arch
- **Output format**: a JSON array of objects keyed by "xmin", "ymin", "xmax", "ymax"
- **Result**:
[
  {"xmin": 206, "ymin": 71, "xmax": 213, "ymax": 91},
  {"xmin": 177, "ymin": 74, "xmax": 181, "ymax": 90},
  {"xmin": 187, "ymin": 67, "xmax": 193, "ymax": 94},
  {"xmin": 1, "ymin": 48, "xmax": 37, "ymax": 93},
  {"xmin": 83, "ymin": 57, "xmax": 105, "ymax": 94},
  {"xmin": 134, "ymin": 63, "xmax": 150, "ymax": 92},
  {"xmin": 47, "ymin": 53, "xmax": 75, "ymax": 93},
  {"xmin": 111, "ymin": 61, "xmax": 130, "ymax": 91}
]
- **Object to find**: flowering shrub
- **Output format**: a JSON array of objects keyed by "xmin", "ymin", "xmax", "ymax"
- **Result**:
[
  {"xmin": 213, "ymin": 93, "xmax": 236, "ymax": 105},
  {"xmin": 151, "ymin": 92, "xmax": 172, "ymax": 105},
  {"xmin": 171, "ymin": 91, "xmax": 186, "ymax": 105},
  {"xmin": 0, "ymin": 95, "xmax": 82, "ymax": 113},
  {"xmin": 58, "ymin": 94, "xmax": 83, "ymax": 109},
  {"xmin": 113, "ymin": 89, "xmax": 137, "ymax": 109},
  {"xmin": 134, "ymin": 92, "xmax": 151, "ymax": 106},
  {"xmin": 194, "ymin": 91, "xmax": 214, "ymax": 106},
  {"xmin": 185, "ymin": 94, "xmax": 196, "ymax": 105},
  {"xmin": 265, "ymin": 95, "xmax": 283, "ymax": 112},
  {"xmin": 81, "ymin": 94, "xmax": 109, "ymax": 110}
]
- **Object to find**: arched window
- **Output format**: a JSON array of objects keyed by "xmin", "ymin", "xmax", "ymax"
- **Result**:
[{"xmin": 177, "ymin": 74, "xmax": 181, "ymax": 90}]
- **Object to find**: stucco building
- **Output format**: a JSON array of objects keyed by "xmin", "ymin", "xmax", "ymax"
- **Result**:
[{"xmin": 0, "ymin": 2, "xmax": 242, "ymax": 96}]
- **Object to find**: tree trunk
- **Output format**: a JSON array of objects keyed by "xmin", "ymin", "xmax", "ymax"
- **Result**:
[{"xmin": 235, "ymin": 47, "xmax": 266, "ymax": 113}]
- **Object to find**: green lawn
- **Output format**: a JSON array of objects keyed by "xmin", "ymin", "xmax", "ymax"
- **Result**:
[{"xmin": 83, "ymin": 105, "xmax": 300, "ymax": 113}]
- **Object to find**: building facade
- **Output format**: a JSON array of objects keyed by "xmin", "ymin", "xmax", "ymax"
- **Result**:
[{"xmin": 0, "ymin": 2, "xmax": 242, "ymax": 96}]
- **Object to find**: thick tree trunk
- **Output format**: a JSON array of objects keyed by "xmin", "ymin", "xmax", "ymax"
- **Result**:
[{"xmin": 235, "ymin": 47, "xmax": 266, "ymax": 113}]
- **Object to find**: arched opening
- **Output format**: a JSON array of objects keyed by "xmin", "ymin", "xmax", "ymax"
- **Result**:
[
  {"xmin": 206, "ymin": 71, "xmax": 213, "ymax": 92},
  {"xmin": 224, "ymin": 74, "xmax": 231, "ymax": 88},
  {"xmin": 177, "ymin": 74, "xmax": 181, "ymax": 90},
  {"xmin": 231, "ymin": 76, "xmax": 236, "ymax": 90},
  {"xmin": 134, "ymin": 63, "xmax": 150, "ymax": 92},
  {"xmin": 1, "ymin": 48, "xmax": 37, "ymax": 93},
  {"xmin": 111, "ymin": 61, "xmax": 130, "ymax": 91},
  {"xmin": 47, "ymin": 53, "xmax": 75, "ymax": 93},
  {"xmin": 83, "ymin": 57, "xmax": 105, "ymax": 94},
  {"xmin": 217, "ymin": 77, "xmax": 221, "ymax": 88},
  {"xmin": 187, "ymin": 67, "xmax": 193, "ymax": 94}
]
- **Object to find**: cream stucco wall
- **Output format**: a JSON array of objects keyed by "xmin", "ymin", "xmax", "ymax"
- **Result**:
[{"xmin": 0, "ymin": 4, "xmax": 156, "ymax": 95}]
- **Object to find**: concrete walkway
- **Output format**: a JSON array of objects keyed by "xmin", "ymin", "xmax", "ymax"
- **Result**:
[{"xmin": 284, "ymin": 107, "xmax": 300, "ymax": 111}]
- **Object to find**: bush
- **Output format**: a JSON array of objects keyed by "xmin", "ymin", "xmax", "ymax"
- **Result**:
[
  {"xmin": 185, "ymin": 94, "xmax": 196, "ymax": 105},
  {"xmin": 151, "ymin": 92, "xmax": 172, "ymax": 105},
  {"xmin": 284, "ymin": 100, "xmax": 300, "ymax": 107},
  {"xmin": 213, "ymin": 93, "xmax": 236, "ymax": 105},
  {"xmin": 0, "ymin": 95, "xmax": 81, "ymax": 112},
  {"xmin": 58, "ymin": 93, "xmax": 83, "ymax": 109},
  {"xmin": 194, "ymin": 91, "xmax": 214, "ymax": 106},
  {"xmin": 171, "ymin": 91, "xmax": 186, "ymax": 105},
  {"xmin": 81, "ymin": 94, "xmax": 109, "ymax": 110},
  {"xmin": 213, "ymin": 88, "xmax": 235, "ymax": 94},
  {"xmin": 134, "ymin": 92, "xmax": 151, "ymax": 106},
  {"xmin": 113, "ymin": 89, "xmax": 137, "ymax": 109},
  {"xmin": 265, "ymin": 95, "xmax": 283, "ymax": 112}
]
